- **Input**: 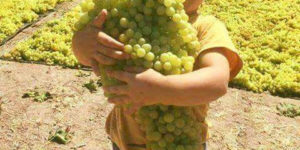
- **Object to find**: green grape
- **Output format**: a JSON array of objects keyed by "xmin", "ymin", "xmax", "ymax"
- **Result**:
[
  {"xmin": 176, "ymin": 145, "xmax": 185, "ymax": 150},
  {"xmin": 150, "ymin": 143, "xmax": 160, "ymax": 150},
  {"xmin": 124, "ymin": 45, "xmax": 133, "ymax": 53},
  {"xmin": 134, "ymin": 32, "xmax": 143, "ymax": 39},
  {"xmin": 148, "ymin": 132, "xmax": 162, "ymax": 141},
  {"xmin": 177, "ymin": 20, "xmax": 188, "ymax": 29},
  {"xmin": 174, "ymin": 128, "xmax": 182, "ymax": 136},
  {"xmin": 178, "ymin": 50, "xmax": 188, "ymax": 57},
  {"xmin": 183, "ymin": 34, "xmax": 193, "ymax": 43},
  {"xmin": 159, "ymin": 105, "xmax": 169, "ymax": 112},
  {"xmin": 159, "ymin": 36, "xmax": 168, "ymax": 45},
  {"xmin": 149, "ymin": 110, "xmax": 158, "ymax": 119},
  {"xmin": 137, "ymin": 48, "xmax": 146, "ymax": 57},
  {"xmin": 158, "ymin": 139, "xmax": 167, "ymax": 147},
  {"xmin": 154, "ymin": 61, "xmax": 163, "ymax": 71},
  {"xmin": 175, "ymin": 2, "xmax": 184, "ymax": 10},
  {"xmin": 172, "ymin": 14, "xmax": 181, "ymax": 22},
  {"xmin": 120, "ymin": 17, "xmax": 129, "ymax": 28},
  {"xmin": 157, "ymin": 6, "xmax": 166, "ymax": 15},
  {"xmin": 158, "ymin": 125, "xmax": 167, "ymax": 134},
  {"xmin": 81, "ymin": 1, "xmax": 95, "ymax": 12},
  {"xmin": 135, "ymin": 13, "xmax": 144, "ymax": 22},
  {"xmin": 79, "ymin": 13, "xmax": 91, "ymax": 25},
  {"xmin": 183, "ymin": 61, "xmax": 193, "ymax": 72},
  {"xmin": 163, "ymin": 113, "xmax": 175, "ymax": 123},
  {"xmin": 151, "ymin": 30, "xmax": 160, "ymax": 39},
  {"xmin": 179, "ymin": 28, "xmax": 189, "ymax": 36},
  {"xmin": 146, "ymin": 0, "xmax": 155, "ymax": 8},
  {"xmin": 163, "ymin": 62, "xmax": 172, "ymax": 71},
  {"xmin": 119, "ymin": 34, "xmax": 127, "ymax": 43},
  {"xmin": 169, "ymin": 55, "xmax": 180, "ymax": 66},
  {"xmin": 138, "ymin": 21, "xmax": 146, "ymax": 28},
  {"xmin": 145, "ymin": 52, "xmax": 155, "ymax": 61},
  {"xmin": 158, "ymin": 116, "xmax": 167, "ymax": 124},
  {"xmin": 160, "ymin": 53, "xmax": 170, "ymax": 63},
  {"xmin": 143, "ymin": 26, "xmax": 152, "ymax": 35},
  {"xmin": 175, "ymin": 119, "xmax": 185, "ymax": 128},
  {"xmin": 166, "ymin": 124, "xmax": 175, "ymax": 132},
  {"xmin": 134, "ymin": 44, "xmax": 141, "ymax": 51},
  {"xmin": 142, "ymin": 44, "xmax": 152, "ymax": 52},
  {"xmin": 129, "ymin": 39, "xmax": 137, "ymax": 45},
  {"xmin": 138, "ymin": 38, "xmax": 146, "ymax": 45},
  {"xmin": 164, "ymin": 0, "xmax": 173, "ymax": 7},
  {"xmin": 129, "ymin": 21, "xmax": 138, "ymax": 29},
  {"xmin": 171, "ymin": 68, "xmax": 181, "ymax": 75},
  {"xmin": 166, "ymin": 7, "xmax": 176, "ymax": 16},
  {"xmin": 183, "ymin": 125, "xmax": 191, "ymax": 134},
  {"xmin": 111, "ymin": 8, "xmax": 119, "ymax": 17},
  {"xmin": 181, "ymin": 13, "xmax": 189, "ymax": 21},
  {"xmin": 164, "ymin": 133, "xmax": 175, "ymax": 143},
  {"xmin": 125, "ymin": 29, "xmax": 134, "ymax": 38}
]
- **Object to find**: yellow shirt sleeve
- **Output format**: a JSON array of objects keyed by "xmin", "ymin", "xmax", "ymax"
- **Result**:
[{"xmin": 192, "ymin": 15, "xmax": 243, "ymax": 80}]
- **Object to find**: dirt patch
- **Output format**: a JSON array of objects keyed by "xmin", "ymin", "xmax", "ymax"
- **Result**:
[
  {"xmin": 0, "ymin": 60, "xmax": 113, "ymax": 150},
  {"xmin": 0, "ymin": 60, "xmax": 299, "ymax": 150}
]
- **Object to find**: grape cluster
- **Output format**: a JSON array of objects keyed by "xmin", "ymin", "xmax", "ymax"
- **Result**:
[
  {"xmin": 75, "ymin": 0, "xmax": 203, "ymax": 149},
  {"xmin": 136, "ymin": 105, "xmax": 203, "ymax": 150},
  {"xmin": 76, "ymin": 0, "xmax": 200, "ymax": 75},
  {"xmin": 0, "ymin": 0, "xmax": 70, "ymax": 44}
]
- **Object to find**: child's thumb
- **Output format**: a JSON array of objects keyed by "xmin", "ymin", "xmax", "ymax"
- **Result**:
[{"xmin": 92, "ymin": 9, "xmax": 108, "ymax": 29}]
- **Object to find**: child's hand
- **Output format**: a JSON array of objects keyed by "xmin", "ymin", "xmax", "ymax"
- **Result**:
[
  {"xmin": 72, "ymin": 10, "xmax": 129, "ymax": 76},
  {"xmin": 103, "ymin": 67, "xmax": 172, "ymax": 114}
]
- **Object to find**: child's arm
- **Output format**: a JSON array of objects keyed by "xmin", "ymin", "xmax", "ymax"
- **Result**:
[{"xmin": 104, "ymin": 48, "xmax": 230, "ymax": 108}]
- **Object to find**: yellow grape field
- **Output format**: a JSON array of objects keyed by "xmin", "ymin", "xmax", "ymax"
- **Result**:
[
  {"xmin": 3, "ymin": 6, "xmax": 81, "ymax": 68},
  {"xmin": 2, "ymin": 0, "xmax": 300, "ymax": 97},
  {"xmin": 0, "ymin": 0, "xmax": 70, "ymax": 44},
  {"xmin": 199, "ymin": 0, "xmax": 300, "ymax": 97}
]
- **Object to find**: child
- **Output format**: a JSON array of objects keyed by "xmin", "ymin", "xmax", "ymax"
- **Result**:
[{"xmin": 72, "ymin": 0, "xmax": 243, "ymax": 149}]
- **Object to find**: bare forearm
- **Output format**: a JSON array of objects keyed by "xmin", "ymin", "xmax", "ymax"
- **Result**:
[{"xmin": 160, "ymin": 66, "xmax": 229, "ymax": 106}]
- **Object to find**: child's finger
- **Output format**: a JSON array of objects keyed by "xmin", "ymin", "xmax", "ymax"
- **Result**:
[
  {"xmin": 97, "ymin": 45, "xmax": 130, "ymax": 60},
  {"xmin": 97, "ymin": 32, "xmax": 124, "ymax": 50},
  {"xmin": 92, "ymin": 9, "xmax": 107, "ymax": 29},
  {"xmin": 93, "ymin": 52, "xmax": 116, "ymax": 65},
  {"xmin": 90, "ymin": 59, "xmax": 100, "ymax": 76},
  {"xmin": 106, "ymin": 70, "xmax": 133, "ymax": 83}
]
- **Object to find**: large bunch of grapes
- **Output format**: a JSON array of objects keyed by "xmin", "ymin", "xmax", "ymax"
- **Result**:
[
  {"xmin": 0, "ymin": 0, "xmax": 70, "ymax": 44},
  {"xmin": 75, "ymin": 0, "xmax": 203, "ymax": 149},
  {"xmin": 75, "ymin": 0, "xmax": 200, "ymax": 75},
  {"xmin": 136, "ymin": 105, "xmax": 203, "ymax": 150}
]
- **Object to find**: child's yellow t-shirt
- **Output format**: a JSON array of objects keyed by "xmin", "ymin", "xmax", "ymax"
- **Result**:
[{"xmin": 105, "ymin": 15, "xmax": 243, "ymax": 150}]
